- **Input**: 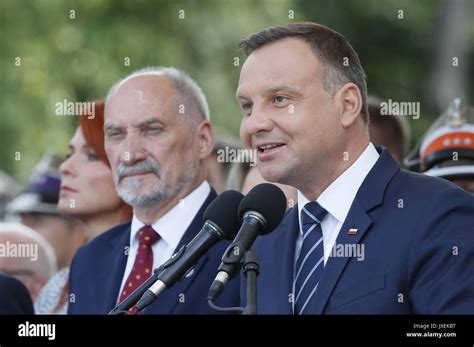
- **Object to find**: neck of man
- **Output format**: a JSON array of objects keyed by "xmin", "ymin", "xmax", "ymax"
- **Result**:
[
  {"xmin": 134, "ymin": 171, "xmax": 206, "ymax": 226},
  {"xmin": 299, "ymin": 128, "xmax": 370, "ymax": 202}
]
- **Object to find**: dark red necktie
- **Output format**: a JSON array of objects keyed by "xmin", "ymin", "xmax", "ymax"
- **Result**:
[{"xmin": 119, "ymin": 225, "xmax": 159, "ymax": 305}]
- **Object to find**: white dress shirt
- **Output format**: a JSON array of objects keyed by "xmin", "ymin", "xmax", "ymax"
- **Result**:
[
  {"xmin": 295, "ymin": 143, "xmax": 380, "ymax": 266},
  {"xmin": 117, "ymin": 181, "xmax": 211, "ymax": 303}
]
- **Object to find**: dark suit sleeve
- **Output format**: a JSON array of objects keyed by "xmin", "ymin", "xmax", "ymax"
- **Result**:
[
  {"xmin": 67, "ymin": 247, "xmax": 81, "ymax": 314},
  {"xmin": 0, "ymin": 273, "xmax": 34, "ymax": 314},
  {"xmin": 408, "ymin": 186, "xmax": 474, "ymax": 313}
]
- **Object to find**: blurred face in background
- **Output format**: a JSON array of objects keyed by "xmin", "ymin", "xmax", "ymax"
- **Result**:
[
  {"xmin": 241, "ymin": 166, "xmax": 298, "ymax": 208},
  {"xmin": 0, "ymin": 256, "xmax": 45, "ymax": 300},
  {"xmin": 368, "ymin": 121, "xmax": 403, "ymax": 165},
  {"xmin": 449, "ymin": 177, "xmax": 474, "ymax": 194},
  {"xmin": 20, "ymin": 213, "xmax": 83, "ymax": 270},
  {"xmin": 58, "ymin": 127, "xmax": 122, "ymax": 219},
  {"xmin": 0, "ymin": 231, "xmax": 52, "ymax": 300}
]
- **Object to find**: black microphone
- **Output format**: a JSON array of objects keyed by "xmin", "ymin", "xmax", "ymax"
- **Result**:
[
  {"xmin": 208, "ymin": 183, "xmax": 287, "ymax": 302},
  {"xmin": 135, "ymin": 190, "xmax": 243, "ymax": 311}
]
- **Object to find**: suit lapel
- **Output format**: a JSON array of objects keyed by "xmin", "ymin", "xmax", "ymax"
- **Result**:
[
  {"xmin": 99, "ymin": 224, "xmax": 131, "ymax": 312},
  {"xmin": 144, "ymin": 190, "xmax": 217, "ymax": 314},
  {"xmin": 309, "ymin": 147, "xmax": 400, "ymax": 314},
  {"xmin": 261, "ymin": 207, "xmax": 299, "ymax": 314},
  {"xmin": 309, "ymin": 198, "xmax": 372, "ymax": 314}
]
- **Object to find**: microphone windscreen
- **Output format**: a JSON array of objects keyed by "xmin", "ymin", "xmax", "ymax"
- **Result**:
[
  {"xmin": 203, "ymin": 190, "xmax": 244, "ymax": 240},
  {"xmin": 238, "ymin": 183, "xmax": 286, "ymax": 234}
]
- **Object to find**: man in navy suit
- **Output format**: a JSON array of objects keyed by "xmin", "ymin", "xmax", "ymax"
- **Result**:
[
  {"xmin": 68, "ymin": 67, "xmax": 239, "ymax": 314},
  {"xmin": 236, "ymin": 22, "xmax": 474, "ymax": 314}
]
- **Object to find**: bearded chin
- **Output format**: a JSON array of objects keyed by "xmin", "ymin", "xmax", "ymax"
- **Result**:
[
  {"xmin": 115, "ymin": 165, "xmax": 197, "ymax": 207},
  {"xmin": 116, "ymin": 175, "xmax": 168, "ymax": 207}
]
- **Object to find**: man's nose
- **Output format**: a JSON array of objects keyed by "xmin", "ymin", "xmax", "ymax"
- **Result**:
[
  {"xmin": 244, "ymin": 104, "xmax": 274, "ymax": 139},
  {"xmin": 121, "ymin": 133, "xmax": 146, "ymax": 164}
]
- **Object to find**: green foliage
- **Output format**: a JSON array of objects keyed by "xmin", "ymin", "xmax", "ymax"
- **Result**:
[{"xmin": 0, "ymin": 0, "xmax": 472, "ymax": 182}]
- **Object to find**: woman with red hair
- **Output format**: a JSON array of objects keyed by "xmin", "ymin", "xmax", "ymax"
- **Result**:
[
  {"xmin": 58, "ymin": 100, "xmax": 132, "ymax": 235},
  {"xmin": 34, "ymin": 100, "xmax": 132, "ymax": 314}
]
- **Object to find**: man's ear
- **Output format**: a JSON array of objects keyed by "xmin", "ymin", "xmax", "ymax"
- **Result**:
[
  {"xmin": 335, "ymin": 83, "xmax": 363, "ymax": 129},
  {"xmin": 197, "ymin": 121, "xmax": 214, "ymax": 160}
]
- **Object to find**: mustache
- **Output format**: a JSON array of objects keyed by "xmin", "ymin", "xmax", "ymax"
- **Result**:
[{"xmin": 116, "ymin": 160, "xmax": 162, "ymax": 182}]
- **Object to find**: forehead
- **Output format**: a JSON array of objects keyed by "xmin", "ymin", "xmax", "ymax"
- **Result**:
[
  {"xmin": 71, "ymin": 127, "xmax": 84, "ymax": 142},
  {"xmin": 105, "ymin": 75, "xmax": 179, "ymax": 124},
  {"xmin": 0, "ymin": 232, "xmax": 27, "ymax": 243},
  {"xmin": 237, "ymin": 38, "xmax": 322, "ymax": 96}
]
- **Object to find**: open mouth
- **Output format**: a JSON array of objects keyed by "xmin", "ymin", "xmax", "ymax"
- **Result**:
[
  {"xmin": 256, "ymin": 143, "xmax": 286, "ymax": 161},
  {"xmin": 257, "ymin": 143, "xmax": 285, "ymax": 153}
]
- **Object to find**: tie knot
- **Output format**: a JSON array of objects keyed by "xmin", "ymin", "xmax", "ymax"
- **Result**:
[
  {"xmin": 301, "ymin": 201, "xmax": 327, "ymax": 227},
  {"xmin": 137, "ymin": 225, "xmax": 159, "ymax": 246}
]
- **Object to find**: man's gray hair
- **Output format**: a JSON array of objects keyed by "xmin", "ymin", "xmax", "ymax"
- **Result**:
[{"xmin": 105, "ymin": 66, "xmax": 210, "ymax": 123}]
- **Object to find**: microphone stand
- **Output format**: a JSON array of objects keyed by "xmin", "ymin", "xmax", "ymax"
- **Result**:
[
  {"xmin": 108, "ymin": 266, "xmax": 164, "ymax": 315},
  {"xmin": 207, "ymin": 248, "xmax": 260, "ymax": 315},
  {"xmin": 242, "ymin": 249, "xmax": 260, "ymax": 315}
]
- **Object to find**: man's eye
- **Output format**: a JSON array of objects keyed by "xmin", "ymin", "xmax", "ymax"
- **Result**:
[
  {"xmin": 241, "ymin": 103, "xmax": 252, "ymax": 111},
  {"xmin": 274, "ymin": 95, "xmax": 289, "ymax": 105},
  {"xmin": 146, "ymin": 127, "xmax": 160, "ymax": 133},
  {"xmin": 107, "ymin": 131, "xmax": 120, "ymax": 138}
]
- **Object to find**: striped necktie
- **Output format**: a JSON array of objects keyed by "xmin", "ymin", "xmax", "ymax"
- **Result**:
[{"xmin": 294, "ymin": 201, "xmax": 327, "ymax": 314}]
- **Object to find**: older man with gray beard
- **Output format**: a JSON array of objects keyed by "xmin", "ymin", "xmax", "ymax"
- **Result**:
[{"xmin": 68, "ymin": 67, "xmax": 240, "ymax": 314}]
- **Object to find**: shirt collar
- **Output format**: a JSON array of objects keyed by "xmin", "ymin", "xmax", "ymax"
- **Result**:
[
  {"xmin": 298, "ymin": 143, "xmax": 379, "ymax": 232},
  {"xmin": 130, "ymin": 181, "xmax": 211, "ymax": 250}
]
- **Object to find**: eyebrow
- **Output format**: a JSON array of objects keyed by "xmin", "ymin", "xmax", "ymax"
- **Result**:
[
  {"xmin": 104, "ymin": 123, "xmax": 123, "ymax": 132},
  {"xmin": 132, "ymin": 117, "xmax": 164, "ymax": 129},
  {"xmin": 236, "ymin": 88, "xmax": 250, "ymax": 101},
  {"xmin": 265, "ymin": 85, "xmax": 303, "ymax": 96},
  {"xmin": 236, "ymin": 91, "xmax": 249, "ymax": 100},
  {"xmin": 236, "ymin": 84, "xmax": 303, "ymax": 101},
  {"xmin": 104, "ymin": 117, "xmax": 164, "ymax": 132}
]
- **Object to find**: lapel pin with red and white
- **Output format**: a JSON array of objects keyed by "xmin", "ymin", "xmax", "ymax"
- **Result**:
[{"xmin": 347, "ymin": 228, "xmax": 358, "ymax": 235}]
